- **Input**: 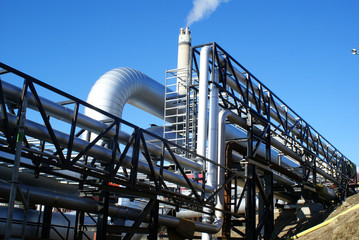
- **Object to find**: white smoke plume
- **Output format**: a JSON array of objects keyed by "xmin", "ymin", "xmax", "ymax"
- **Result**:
[{"xmin": 186, "ymin": 0, "xmax": 230, "ymax": 27}]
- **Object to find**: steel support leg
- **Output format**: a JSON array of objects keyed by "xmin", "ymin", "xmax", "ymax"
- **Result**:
[
  {"xmin": 41, "ymin": 205, "xmax": 53, "ymax": 238},
  {"xmin": 74, "ymin": 210, "xmax": 84, "ymax": 240},
  {"xmin": 148, "ymin": 200, "xmax": 159, "ymax": 240},
  {"xmin": 222, "ymin": 180, "xmax": 232, "ymax": 240},
  {"xmin": 245, "ymin": 163, "xmax": 256, "ymax": 240},
  {"xmin": 96, "ymin": 190, "xmax": 110, "ymax": 239},
  {"xmin": 264, "ymin": 172, "xmax": 274, "ymax": 240},
  {"xmin": 4, "ymin": 89, "xmax": 28, "ymax": 240}
]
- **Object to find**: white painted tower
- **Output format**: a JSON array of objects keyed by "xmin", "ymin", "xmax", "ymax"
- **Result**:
[{"xmin": 177, "ymin": 27, "xmax": 191, "ymax": 95}]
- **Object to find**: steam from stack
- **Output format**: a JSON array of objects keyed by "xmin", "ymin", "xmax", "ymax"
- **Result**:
[{"xmin": 186, "ymin": 0, "xmax": 230, "ymax": 27}]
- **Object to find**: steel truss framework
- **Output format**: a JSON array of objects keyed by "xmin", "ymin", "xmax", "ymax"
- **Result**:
[
  {"xmin": 0, "ymin": 62, "xmax": 239, "ymax": 239},
  {"xmin": 191, "ymin": 43, "xmax": 357, "ymax": 239},
  {"xmin": 0, "ymin": 38, "xmax": 356, "ymax": 240}
]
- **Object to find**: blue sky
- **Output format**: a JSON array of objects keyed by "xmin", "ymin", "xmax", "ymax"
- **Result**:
[{"xmin": 1, "ymin": 0, "xmax": 359, "ymax": 165}]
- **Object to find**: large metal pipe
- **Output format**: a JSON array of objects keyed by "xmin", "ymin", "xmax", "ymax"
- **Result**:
[
  {"xmin": 1, "ymin": 69, "xmax": 312, "ymax": 184},
  {"xmin": 0, "ymin": 181, "xmax": 220, "ymax": 234},
  {"xmin": 0, "ymin": 206, "xmax": 95, "ymax": 239},
  {"xmin": 0, "ymin": 163, "xmax": 79, "ymax": 196},
  {"xmin": 0, "ymin": 112, "xmax": 214, "ymax": 193},
  {"xmin": 225, "ymin": 112, "xmax": 340, "ymax": 185},
  {"xmin": 0, "ymin": 67, "xmax": 306, "ymax": 188},
  {"xmin": 1, "ymin": 68, "xmax": 337, "ymax": 190},
  {"xmin": 1, "ymin": 57, "xmax": 344, "ymax": 187},
  {"xmin": 1, "ymin": 77, "xmax": 303, "ymax": 195},
  {"xmin": 202, "ymin": 65, "xmax": 218, "ymax": 240},
  {"xmin": 213, "ymin": 53, "xmax": 346, "ymax": 166},
  {"xmin": 208, "ymin": 69, "xmax": 219, "ymax": 191},
  {"xmin": 219, "ymin": 110, "xmax": 296, "ymax": 189},
  {"xmin": 85, "ymin": 67, "xmax": 166, "ymax": 122},
  {"xmin": 218, "ymin": 110, "xmax": 337, "ymax": 201},
  {"xmin": 197, "ymin": 46, "xmax": 211, "ymax": 158},
  {"xmin": 0, "ymin": 81, "xmax": 202, "ymax": 171}
]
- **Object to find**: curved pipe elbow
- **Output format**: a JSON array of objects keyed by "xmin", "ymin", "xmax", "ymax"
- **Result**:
[{"xmin": 85, "ymin": 67, "xmax": 165, "ymax": 122}]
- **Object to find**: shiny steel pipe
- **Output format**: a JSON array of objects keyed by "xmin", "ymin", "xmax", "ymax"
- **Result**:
[
  {"xmin": 213, "ymin": 53, "xmax": 343, "ymax": 165},
  {"xmin": 225, "ymin": 112, "xmax": 340, "ymax": 185},
  {"xmin": 218, "ymin": 110, "xmax": 301, "ymax": 205},
  {"xmin": 197, "ymin": 46, "xmax": 211, "ymax": 157},
  {"xmin": 0, "ymin": 112, "xmax": 213, "ymax": 193},
  {"xmin": 85, "ymin": 68, "xmax": 166, "ymax": 122},
  {"xmin": 208, "ymin": 69, "xmax": 219, "ymax": 190},
  {"xmin": 198, "ymin": 46, "xmax": 212, "ymax": 240},
  {"xmin": 0, "ymin": 81, "xmax": 202, "ymax": 171},
  {"xmin": 0, "ymin": 206, "xmax": 95, "ymax": 239},
  {"xmin": 219, "ymin": 109, "xmax": 338, "ymax": 201},
  {"xmin": 0, "ymin": 181, "xmax": 220, "ymax": 234}
]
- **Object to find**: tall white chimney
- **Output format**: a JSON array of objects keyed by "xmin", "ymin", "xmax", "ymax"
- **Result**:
[{"xmin": 177, "ymin": 27, "xmax": 191, "ymax": 95}]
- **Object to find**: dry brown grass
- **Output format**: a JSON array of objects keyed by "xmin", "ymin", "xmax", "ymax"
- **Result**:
[
  {"xmin": 298, "ymin": 194, "xmax": 359, "ymax": 240},
  {"xmin": 272, "ymin": 194, "xmax": 359, "ymax": 240}
]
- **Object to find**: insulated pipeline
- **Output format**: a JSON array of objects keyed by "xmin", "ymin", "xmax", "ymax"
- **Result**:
[
  {"xmin": 197, "ymin": 46, "xmax": 211, "ymax": 157},
  {"xmin": 0, "ymin": 81, "xmax": 202, "ymax": 171},
  {"xmin": 225, "ymin": 110, "xmax": 340, "ymax": 185},
  {"xmin": 0, "ymin": 111, "xmax": 214, "ymax": 193},
  {"xmin": 0, "ymin": 65, "xmax": 339, "ymax": 187},
  {"xmin": 0, "ymin": 181, "xmax": 220, "ymax": 234},
  {"xmin": 213, "ymin": 53, "xmax": 345, "ymax": 165},
  {"xmin": 0, "ymin": 72, "xmax": 337, "ymax": 187}
]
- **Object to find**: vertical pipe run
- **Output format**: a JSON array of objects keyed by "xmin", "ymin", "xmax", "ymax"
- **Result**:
[
  {"xmin": 202, "ymin": 68, "xmax": 219, "ymax": 240},
  {"xmin": 198, "ymin": 47, "xmax": 211, "ymax": 240},
  {"xmin": 197, "ymin": 46, "xmax": 211, "ymax": 158},
  {"xmin": 208, "ymin": 69, "xmax": 219, "ymax": 190},
  {"xmin": 216, "ymin": 110, "xmax": 229, "ymax": 220}
]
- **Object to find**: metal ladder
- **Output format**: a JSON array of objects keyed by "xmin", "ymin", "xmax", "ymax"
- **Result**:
[{"xmin": 163, "ymin": 67, "xmax": 198, "ymax": 157}]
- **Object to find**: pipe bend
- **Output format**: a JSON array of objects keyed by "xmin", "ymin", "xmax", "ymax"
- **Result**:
[{"xmin": 85, "ymin": 67, "xmax": 165, "ymax": 122}]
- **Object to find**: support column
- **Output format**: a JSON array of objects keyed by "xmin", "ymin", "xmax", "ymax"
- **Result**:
[
  {"xmin": 264, "ymin": 172, "xmax": 274, "ymax": 240},
  {"xmin": 245, "ymin": 111, "xmax": 274, "ymax": 239},
  {"xmin": 74, "ymin": 211, "xmax": 84, "ymax": 240},
  {"xmin": 148, "ymin": 200, "xmax": 159, "ymax": 240},
  {"xmin": 41, "ymin": 205, "xmax": 53, "ymax": 238},
  {"xmin": 96, "ymin": 190, "xmax": 110, "ymax": 239},
  {"xmin": 245, "ymin": 164, "xmax": 256, "ymax": 240},
  {"xmin": 4, "ymin": 83, "xmax": 28, "ymax": 240},
  {"xmin": 245, "ymin": 112, "xmax": 256, "ymax": 239}
]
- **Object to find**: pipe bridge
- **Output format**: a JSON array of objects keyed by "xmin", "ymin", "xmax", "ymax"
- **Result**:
[{"xmin": 0, "ymin": 40, "xmax": 356, "ymax": 240}]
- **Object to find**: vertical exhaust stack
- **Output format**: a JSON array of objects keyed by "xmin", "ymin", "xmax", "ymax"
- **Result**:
[{"xmin": 177, "ymin": 27, "xmax": 191, "ymax": 95}]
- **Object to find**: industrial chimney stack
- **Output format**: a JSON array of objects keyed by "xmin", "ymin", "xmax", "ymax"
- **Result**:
[{"xmin": 177, "ymin": 27, "xmax": 191, "ymax": 95}]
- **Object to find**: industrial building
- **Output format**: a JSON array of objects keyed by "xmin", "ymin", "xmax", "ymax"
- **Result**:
[{"xmin": 0, "ymin": 28, "xmax": 356, "ymax": 239}]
